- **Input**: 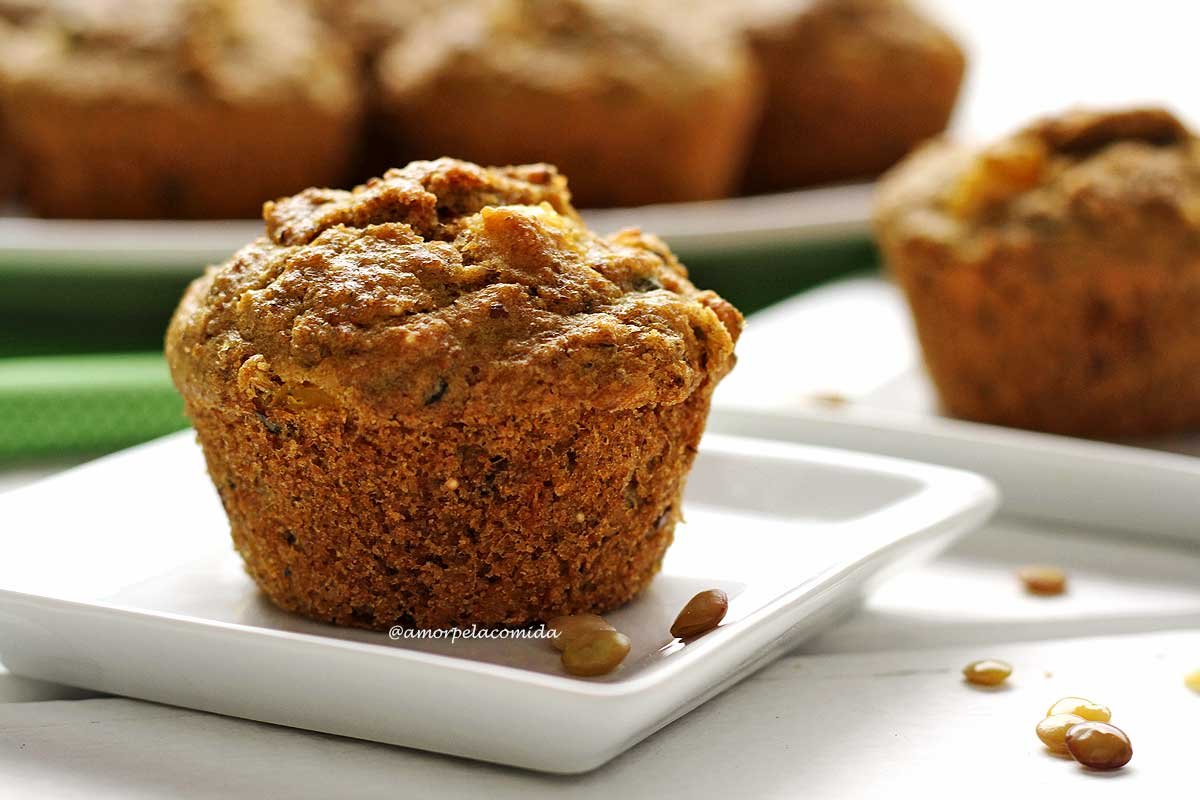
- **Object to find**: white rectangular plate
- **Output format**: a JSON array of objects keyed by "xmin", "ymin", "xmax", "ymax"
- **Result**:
[
  {"xmin": 0, "ymin": 431, "xmax": 993, "ymax": 773},
  {"xmin": 711, "ymin": 277, "xmax": 1200, "ymax": 546}
]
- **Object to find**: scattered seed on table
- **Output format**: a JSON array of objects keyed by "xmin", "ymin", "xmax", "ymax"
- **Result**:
[
  {"xmin": 1046, "ymin": 697, "xmax": 1110, "ymax": 722},
  {"xmin": 1018, "ymin": 565, "xmax": 1067, "ymax": 595},
  {"xmin": 1065, "ymin": 722, "xmax": 1132, "ymax": 770},
  {"xmin": 1036, "ymin": 713, "xmax": 1086, "ymax": 755},
  {"xmin": 962, "ymin": 659, "xmax": 1012, "ymax": 686}
]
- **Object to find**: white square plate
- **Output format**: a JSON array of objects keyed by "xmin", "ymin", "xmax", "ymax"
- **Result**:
[{"xmin": 0, "ymin": 431, "xmax": 994, "ymax": 773}]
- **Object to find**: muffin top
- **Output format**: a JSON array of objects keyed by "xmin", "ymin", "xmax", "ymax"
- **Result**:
[
  {"xmin": 378, "ymin": 0, "xmax": 750, "ymax": 104},
  {"xmin": 876, "ymin": 108, "xmax": 1200, "ymax": 258},
  {"xmin": 0, "ymin": 0, "xmax": 356, "ymax": 109},
  {"xmin": 167, "ymin": 158, "xmax": 742, "ymax": 423}
]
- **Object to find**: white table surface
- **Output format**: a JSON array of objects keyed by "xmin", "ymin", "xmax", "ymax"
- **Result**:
[{"xmin": 6, "ymin": 2, "xmax": 1200, "ymax": 794}]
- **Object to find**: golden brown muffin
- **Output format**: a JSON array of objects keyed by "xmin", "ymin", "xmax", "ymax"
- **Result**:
[
  {"xmin": 166, "ymin": 158, "xmax": 742, "ymax": 630},
  {"xmin": 0, "ymin": 0, "xmax": 362, "ymax": 219},
  {"xmin": 374, "ymin": 0, "xmax": 761, "ymax": 208},
  {"xmin": 876, "ymin": 107, "xmax": 1200, "ymax": 438},
  {"xmin": 737, "ymin": 0, "xmax": 965, "ymax": 193}
]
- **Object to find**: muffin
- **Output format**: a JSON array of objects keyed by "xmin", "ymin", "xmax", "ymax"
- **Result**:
[
  {"xmin": 0, "ymin": 0, "xmax": 362, "ymax": 219},
  {"xmin": 876, "ymin": 107, "xmax": 1200, "ymax": 438},
  {"xmin": 737, "ymin": 0, "xmax": 965, "ymax": 193},
  {"xmin": 375, "ymin": 0, "xmax": 761, "ymax": 208},
  {"xmin": 166, "ymin": 157, "xmax": 742, "ymax": 630}
]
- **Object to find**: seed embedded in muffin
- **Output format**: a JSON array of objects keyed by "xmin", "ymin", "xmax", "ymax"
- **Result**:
[{"xmin": 165, "ymin": 157, "xmax": 742, "ymax": 631}]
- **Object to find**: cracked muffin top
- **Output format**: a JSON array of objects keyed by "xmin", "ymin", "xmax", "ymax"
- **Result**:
[
  {"xmin": 378, "ymin": 0, "xmax": 749, "ymax": 103},
  {"xmin": 876, "ymin": 108, "xmax": 1200, "ymax": 258},
  {"xmin": 167, "ymin": 158, "xmax": 742, "ymax": 423},
  {"xmin": 0, "ymin": 0, "xmax": 356, "ymax": 109}
]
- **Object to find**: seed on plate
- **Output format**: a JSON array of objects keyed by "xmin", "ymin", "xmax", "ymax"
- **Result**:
[
  {"xmin": 1036, "ymin": 713, "xmax": 1086, "ymax": 755},
  {"xmin": 1046, "ymin": 697, "xmax": 1111, "ymax": 722},
  {"xmin": 670, "ymin": 589, "xmax": 729, "ymax": 639},
  {"xmin": 962, "ymin": 659, "xmax": 1012, "ymax": 686},
  {"xmin": 1018, "ymin": 565, "xmax": 1067, "ymax": 595},
  {"xmin": 561, "ymin": 629, "xmax": 631, "ymax": 677},
  {"xmin": 1065, "ymin": 722, "xmax": 1132, "ymax": 770},
  {"xmin": 546, "ymin": 613, "xmax": 614, "ymax": 652},
  {"xmin": 1186, "ymin": 669, "xmax": 1200, "ymax": 693}
]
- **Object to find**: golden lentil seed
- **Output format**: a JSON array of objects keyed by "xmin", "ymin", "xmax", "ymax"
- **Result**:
[
  {"xmin": 670, "ymin": 589, "xmax": 729, "ymax": 639},
  {"xmin": 1185, "ymin": 669, "xmax": 1200, "ymax": 693},
  {"xmin": 1065, "ymin": 722, "xmax": 1132, "ymax": 770},
  {"xmin": 1036, "ymin": 713, "xmax": 1086, "ymax": 755},
  {"xmin": 962, "ymin": 659, "xmax": 1012, "ymax": 686},
  {"xmin": 1018, "ymin": 565, "xmax": 1067, "ymax": 595},
  {"xmin": 561, "ymin": 629, "xmax": 631, "ymax": 677},
  {"xmin": 546, "ymin": 613, "xmax": 614, "ymax": 652},
  {"xmin": 1046, "ymin": 697, "xmax": 1111, "ymax": 722}
]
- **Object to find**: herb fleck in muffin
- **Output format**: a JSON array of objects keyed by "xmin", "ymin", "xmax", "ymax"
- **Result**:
[
  {"xmin": 737, "ymin": 0, "xmax": 965, "ymax": 192},
  {"xmin": 375, "ymin": 0, "xmax": 760, "ymax": 208},
  {"xmin": 166, "ymin": 158, "xmax": 742, "ymax": 630},
  {"xmin": 876, "ymin": 107, "xmax": 1200, "ymax": 437},
  {"xmin": 0, "ymin": 0, "xmax": 361, "ymax": 219}
]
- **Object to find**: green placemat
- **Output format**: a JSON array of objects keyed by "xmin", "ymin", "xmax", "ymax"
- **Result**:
[{"xmin": 0, "ymin": 352, "xmax": 187, "ymax": 462}]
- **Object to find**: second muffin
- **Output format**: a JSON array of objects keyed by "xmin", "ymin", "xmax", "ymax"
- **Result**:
[
  {"xmin": 167, "ymin": 158, "xmax": 742, "ymax": 630},
  {"xmin": 877, "ymin": 107, "xmax": 1200, "ymax": 438}
]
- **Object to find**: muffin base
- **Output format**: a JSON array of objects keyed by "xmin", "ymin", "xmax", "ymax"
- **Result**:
[
  {"xmin": 8, "ymin": 96, "xmax": 359, "ymax": 219},
  {"xmin": 892, "ymin": 243, "xmax": 1200, "ymax": 438},
  {"xmin": 188, "ymin": 391, "xmax": 715, "ymax": 630}
]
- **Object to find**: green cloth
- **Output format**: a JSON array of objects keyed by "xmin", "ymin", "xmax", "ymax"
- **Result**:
[
  {"xmin": 0, "ymin": 352, "xmax": 188, "ymax": 462},
  {"xmin": 0, "ymin": 236, "xmax": 878, "ymax": 462}
]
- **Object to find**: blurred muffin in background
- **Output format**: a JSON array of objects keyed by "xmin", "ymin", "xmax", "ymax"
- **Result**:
[
  {"xmin": 0, "ymin": 0, "xmax": 362, "ymax": 219},
  {"xmin": 375, "ymin": 0, "xmax": 761, "ymax": 208},
  {"xmin": 736, "ymin": 0, "xmax": 965, "ymax": 193},
  {"xmin": 877, "ymin": 107, "xmax": 1200, "ymax": 438}
]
